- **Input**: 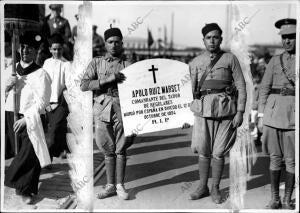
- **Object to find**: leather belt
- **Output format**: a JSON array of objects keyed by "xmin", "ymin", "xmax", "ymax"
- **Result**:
[
  {"xmin": 194, "ymin": 86, "xmax": 237, "ymax": 99},
  {"xmin": 195, "ymin": 88, "xmax": 227, "ymax": 99},
  {"xmin": 270, "ymin": 88, "xmax": 295, "ymax": 96},
  {"xmin": 200, "ymin": 88, "xmax": 226, "ymax": 96}
]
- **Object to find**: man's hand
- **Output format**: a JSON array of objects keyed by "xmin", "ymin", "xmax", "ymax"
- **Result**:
[
  {"xmin": 104, "ymin": 72, "xmax": 126, "ymax": 84},
  {"xmin": 250, "ymin": 110, "xmax": 258, "ymax": 123},
  {"xmin": 232, "ymin": 111, "xmax": 243, "ymax": 128},
  {"xmin": 257, "ymin": 117, "xmax": 263, "ymax": 132},
  {"xmin": 13, "ymin": 118, "xmax": 26, "ymax": 133},
  {"xmin": 114, "ymin": 72, "xmax": 126, "ymax": 83},
  {"xmin": 182, "ymin": 123, "xmax": 191, "ymax": 129},
  {"xmin": 5, "ymin": 76, "xmax": 18, "ymax": 92}
]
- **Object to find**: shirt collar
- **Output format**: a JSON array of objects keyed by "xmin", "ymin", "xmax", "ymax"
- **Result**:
[
  {"xmin": 51, "ymin": 56, "xmax": 67, "ymax": 62},
  {"xmin": 284, "ymin": 51, "xmax": 295, "ymax": 60},
  {"xmin": 104, "ymin": 53, "xmax": 126, "ymax": 63},
  {"xmin": 20, "ymin": 60, "xmax": 33, "ymax": 68},
  {"xmin": 204, "ymin": 49, "xmax": 222, "ymax": 61},
  {"xmin": 17, "ymin": 61, "xmax": 40, "ymax": 76}
]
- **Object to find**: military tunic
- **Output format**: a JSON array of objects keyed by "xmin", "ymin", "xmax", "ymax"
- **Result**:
[
  {"xmin": 46, "ymin": 16, "xmax": 72, "ymax": 60},
  {"xmin": 258, "ymin": 51, "xmax": 295, "ymax": 173},
  {"xmin": 189, "ymin": 50, "xmax": 246, "ymax": 158},
  {"xmin": 80, "ymin": 54, "xmax": 133, "ymax": 156},
  {"xmin": 47, "ymin": 16, "xmax": 71, "ymax": 43}
]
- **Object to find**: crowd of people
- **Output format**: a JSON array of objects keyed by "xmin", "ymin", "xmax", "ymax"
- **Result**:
[{"xmin": 3, "ymin": 3, "xmax": 296, "ymax": 210}]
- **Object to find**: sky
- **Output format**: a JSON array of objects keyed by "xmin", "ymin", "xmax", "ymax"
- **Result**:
[{"xmin": 46, "ymin": 1, "xmax": 298, "ymax": 49}]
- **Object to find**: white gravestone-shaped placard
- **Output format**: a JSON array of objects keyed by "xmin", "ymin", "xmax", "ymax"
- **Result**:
[{"xmin": 118, "ymin": 59, "xmax": 194, "ymax": 136}]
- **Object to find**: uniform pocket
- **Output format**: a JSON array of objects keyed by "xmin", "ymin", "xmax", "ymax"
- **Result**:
[
  {"xmin": 264, "ymin": 96, "xmax": 276, "ymax": 119},
  {"xmin": 212, "ymin": 94, "xmax": 236, "ymax": 118},
  {"xmin": 215, "ymin": 66, "xmax": 231, "ymax": 79},
  {"xmin": 190, "ymin": 98, "xmax": 203, "ymax": 116}
]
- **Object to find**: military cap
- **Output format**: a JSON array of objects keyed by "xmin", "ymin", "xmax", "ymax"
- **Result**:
[
  {"xmin": 275, "ymin": 18, "xmax": 296, "ymax": 35},
  {"xmin": 19, "ymin": 31, "xmax": 42, "ymax": 49},
  {"xmin": 202, "ymin": 23, "xmax": 223, "ymax": 37},
  {"xmin": 49, "ymin": 4, "xmax": 63, "ymax": 10},
  {"xmin": 104, "ymin": 26, "xmax": 123, "ymax": 41},
  {"xmin": 48, "ymin": 33, "xmax": 64, "ymax": 45}
]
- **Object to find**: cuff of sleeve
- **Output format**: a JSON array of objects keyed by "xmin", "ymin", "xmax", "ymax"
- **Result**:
[
  {"xmin": 257, "ymin": 113, "xmax": 264, "ymax": 118},
  {"xmin": 251, "ymin": 110, "xmax": 258, "ymax": 122}
]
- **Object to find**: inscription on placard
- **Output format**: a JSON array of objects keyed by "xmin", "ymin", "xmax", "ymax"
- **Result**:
[{"xmin": 118, "ymin": 59, "xmax": 194, "ymax": 136}]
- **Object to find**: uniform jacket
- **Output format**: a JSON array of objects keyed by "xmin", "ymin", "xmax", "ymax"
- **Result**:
[
  {"xmin": 47, "ymin": 16, "xmax": 71, "ymax": 43},
  {"xmin": 80, "ymin": 54, "xmax": 131, "ymax": 122},
  {"xmin": 258, "ymin": 51, "xmax": 295, "ymax": 129},
  {"xmin": 189, "ymin": 50, "xmax": 246, "ymax": 118}
]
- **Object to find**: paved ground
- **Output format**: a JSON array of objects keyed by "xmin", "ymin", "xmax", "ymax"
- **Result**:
[
  {"xmin": 2, "ymin": 142, "xmax": 104, "ymax": 211},
  {"xmin": 3, "ymin": 156, "xmax": 72, "ymax": 210},
  {"xmin": 2, "ymin": 128, "xmax": 296, "ymax": 211},
  {"xmin": 93, "ymin": 128, "xmax": 296, "ymax": 211}
]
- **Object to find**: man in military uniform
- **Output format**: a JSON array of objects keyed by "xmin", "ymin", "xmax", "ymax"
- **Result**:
[
  {"xmin": 258, "ymin": 18, "xmax": 296, "ymax": 210},
  {"xmin": 80, "ymin": 27, "xmax": 133, "ymax": 200},
  {"xmin": 188, "ymin": 23, "xmax": 246, "ymax": 203},
  {"xmin": 45, "ymin": 4, "xmax": 72, "ymax": 60},
  {"xmin": 93, "ymin": 25, "xmax": 105, "ymax": 57}
]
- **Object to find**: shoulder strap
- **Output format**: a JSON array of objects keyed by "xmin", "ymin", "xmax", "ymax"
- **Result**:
[
  {"xmin": 194, "ymin": 51, "xmax": 224, "ymax": 93},
  {"xmin": 279, "ymin": 53, "xmax": 295, "ymax": 87}
]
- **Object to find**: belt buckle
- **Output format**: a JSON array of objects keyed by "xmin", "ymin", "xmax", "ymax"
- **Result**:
[
  {"xmin": 280, "ymin": 87, "xmax": 288, "ymax": 96},
  {"xmin": 206, "ymin": 89, "xmax": 212, "ymax": 95}
]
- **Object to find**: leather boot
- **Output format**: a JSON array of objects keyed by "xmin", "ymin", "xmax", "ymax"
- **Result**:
[
  {"xmin": 267, "ymin": 170, "xmax": 282, "ymax": 209},
  {"xmin": 211, "ymin": 158, "xmax": 224, "ymax": 204},
  {"xmin": 282, "ymin": 171, "xmax": 295, "ymax": 210},
  {"xmin": 116, "ymin": 155, "xmax": 129, "ymax": 200},
  {"xmin": 189, "ymin": 157, "xmax": 210, "ymax": 200},
  {"xmin": 97, "ymin": 156, "xmax": 117, "ymax": 199}
]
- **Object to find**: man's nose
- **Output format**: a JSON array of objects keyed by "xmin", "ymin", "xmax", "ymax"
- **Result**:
[{"xmin": 22, "ymin": 46, "xmax": 29, "ymax": 53}]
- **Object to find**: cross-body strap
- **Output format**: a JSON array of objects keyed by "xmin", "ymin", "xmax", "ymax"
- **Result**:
[
  {"xmin": 194, "ymin": 51, "xmax": 224, "ymax": 94},
  {"xmin": 279, "ymin": 53, "xmax": 295, "ymax": 87}
]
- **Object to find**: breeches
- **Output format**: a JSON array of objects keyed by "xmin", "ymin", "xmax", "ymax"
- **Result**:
[
  {"xmin": 262, "ymin": 125, "xmax": 295, "ymax": 173},
  {"xmin": 191, "ymin": 115, "xmax": 237, "ymax": 159},
  {"xmin": 94, "ymin": 112, "xmax": 133, "ymax": 157}
]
